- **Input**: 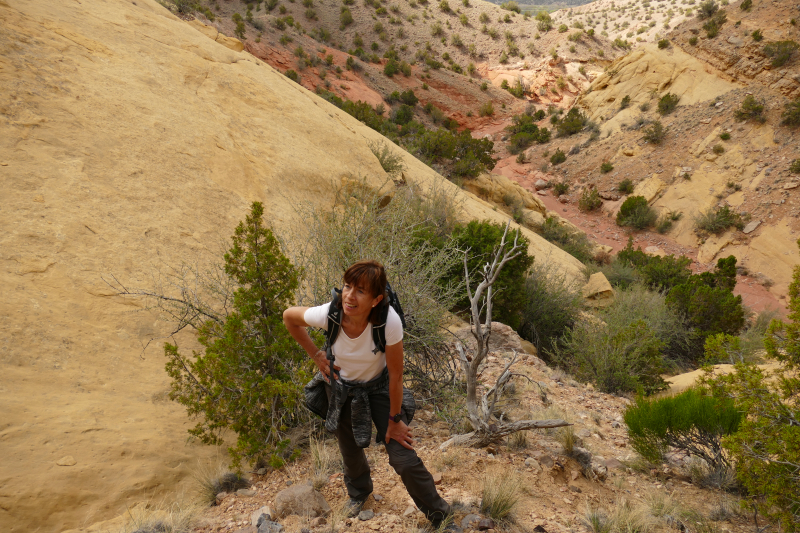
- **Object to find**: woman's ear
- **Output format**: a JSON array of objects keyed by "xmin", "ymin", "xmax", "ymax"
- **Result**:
[{"xmin": 371, "ymin": 294, "xmax": 384, "ymax": 308}]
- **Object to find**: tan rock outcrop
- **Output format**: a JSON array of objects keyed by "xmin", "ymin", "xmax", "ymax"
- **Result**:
[
  {"xmin": 582, "ymin": 272, "xmax": 615, "ymax": 308},
  {"xmin": 580, "ymin": 44, "xmax": 741, "ymax": 136},
  {"xmin": 0, "ymin": 0, "xmax": 586, "ymax": 530}
]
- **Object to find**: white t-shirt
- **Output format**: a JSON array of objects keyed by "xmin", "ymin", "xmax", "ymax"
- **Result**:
[{"xmin": 304, "ymin": 302, "xmax": 403, "ymax": 382}]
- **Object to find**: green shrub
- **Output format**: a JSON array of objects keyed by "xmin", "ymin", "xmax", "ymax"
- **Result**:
[
  {"xmin": 383, "ymin": 58, "xmax": 399, "ymax": 77},
  {"xmin": 540, "ymin": 216, "xmax": 594, "ymax": 264},
  {"xmin": 697, "ymin": 0, "xmax": 719, "ymax": 19},
  {"xmin": 618, "ymin": 179, "xmax": 634, "ymax": 194},
  {"xmin": 751, "ymin": 29, "xmax": 763, "ymax": 41},
  {"xmin": 657, "ymin": 38, "xmax": 670, "ymax": 49},
  {"xmin": 624, "ymin": 388, "xmax": 742, "ymax": 466},
  {"xmin": 593, "ymin": 260, "xmax": 641, "ymax": 290},
  {"xmin": 791, "ymin": 159, "xmax": 800, "ymax": 173},
  {"xmin": 720, "ymin": 131, "xmax": 731, "ymax": 140},
  {"xmin": 479, "ymin": 101, "xmax": 494, "ymax": 116},
  {"xmin": 689, "ymin": 36, "xmax": 699, "ymax": 45},
  {"xmin": 368, "ymin": 140, "xmax": 406, "ymax": 178},
  {"xmin": 657, "ymin": 93, "xmax": 680, "ymax": 115},
  {"xmin": 739, "ymin": 0, "xmax": 751, "ymax": 10},
  {"xmin": 399, "ymin": 89, "xmax": 418, "ymax": 106},
  {"xmin": 666, "ymin": 256, "xmax": 745, "ymax": 360},
  {"xmin": 551, "ymin": 179, "xmax": 569, "ymax": 196},
  {"xmin": 695, "ymin": 205, "xmax": 744, "ymax": 234},
  {"xmin": 702, "ymin": 10, "xmax": 726, "ymax": 37},
  {"xmin": 734, "ymin": 94, "xmax": 766, "ymax": 122},
  {"xmin": 340, "ymin": 7, "xmax": 354, "ymax": 26},
  {"xmin": 712, "ymin": 143, "xmax": 725, "ymax": 154},
  {"xmin": 600, "ymin": 161, "xmax": 614, "ymax": 173},
  {"xmin": 701, "ymin": 245, "xmax": 800, "ymax": 530},
  {"xmin": 285, "ymin": 69, "xmax": 300, "ymax": 82},
  {"xmin": 163, "ymin": 202, "xmax": 312, "ymax": 468},
  {"xmin": 448, "ymin": 221, "xmax": 533, "ymax": 329},
  {"xmin": 554, "ymin": 312, "xmax": 667, "ymax": 394},
  {"xmin": 501, "ymin": 0, "xmax": 520, "ymax": 12},
  {"xmin": 579, "ymin": 188, "xmax": 603, "ymax": 212},
  {"xmin": 536, "ymin": 10, "xmax": 552, "ymax": 32},
  {"xmin": 391, "ymin": 104, "xmax": 414, "ymax": 124},
  {"xmin": 763, "ymin": 40, "xmax": 799, "ymax": 67},
  {"xmin": 781, "ymin": 97, "xmax": 800, "ymax": 127},
  {"xmin": 556, "ymin": 107, "xmax": 589, "ymax": 136},
  {"xmin": 504, "ymin": 114, "xmax": 551, "ymax": 153},
  {"xmin": 620, "ymin": 95, "xmax": 631, "ymax": 109},
  {"xmin": 550, "ymin": 148, "xmax": 567, "ymax": 165},
  {"xmin": 643, "ymin": 120, "xmax": 667, "ymax": 144},
  {"xmin": 616, "ymin": 195, "xmax": 657, "ymax": 229},
  {"xmin": 617, "ymin": 239, "xmax": 692, "ymax": 292},
  {"xmin": 518, "ymin": 260, "xmax": 583, "ymax": 359}
]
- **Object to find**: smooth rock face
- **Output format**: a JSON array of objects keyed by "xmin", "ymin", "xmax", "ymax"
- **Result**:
[
  {"xmin": 743, "ymin": 220, "xmax": 761, "ymax": 234},
  {"xmin": 1, "ymin": 0, "xmax": 587, "ymax": 530},
  {"xmin": 274, "ymin": 485, "xmax": 330, "ymax": 519}
]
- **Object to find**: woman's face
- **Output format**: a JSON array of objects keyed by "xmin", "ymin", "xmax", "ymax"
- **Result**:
[{"xmin": 342, "ymin": 281, "xmax": 383, "ymax": 319}]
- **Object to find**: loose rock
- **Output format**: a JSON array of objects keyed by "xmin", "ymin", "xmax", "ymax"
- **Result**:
[
  {"xmin": 358, "ymin": 510, "xmax": 375, "ymax": 521},
  {"xmin": 274, "ymin": 484, "xmax": 330, "ymax": 519}
]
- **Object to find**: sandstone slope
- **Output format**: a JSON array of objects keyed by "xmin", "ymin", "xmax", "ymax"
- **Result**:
[{"xmin": 0, "ymin": 0, "xmax": 585, "ymax": 531}]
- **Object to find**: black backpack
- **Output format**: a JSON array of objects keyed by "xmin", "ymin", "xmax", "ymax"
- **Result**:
[{"xmin": 323, "ymin": 283, "xmax": 406, "ymax": 380}]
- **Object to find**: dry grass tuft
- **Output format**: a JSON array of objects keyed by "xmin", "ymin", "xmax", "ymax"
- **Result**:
[
  {"xmin": 119, "ymin": 498, "xmax": 201, "ymax": 533},
  {"xmin": 310, "ymin": 435, "xmax": 342, "ymax": 490},
  {"xmin": 480, "ymin": 466, "xmax": 523, "ymax": 523},
  {"xmin": 507, "ymin": 430, "xmax": 529, "ymax": 451},
  {"xmin": 583, "ymin": 505, "xmax": 612, "ymax": 533},
  {"xmin": 610, "ymin": 499, "xmax": 657, "ymax": 533},
  {"xmin": 192, "ymin": 459, "xmax": 250, "ymax": 506}
]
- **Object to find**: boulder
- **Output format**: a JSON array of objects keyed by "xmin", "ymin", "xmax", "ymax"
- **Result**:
[
  {"xmin": 451, "ymin": 321, "xmax": 524, "ymax": 355},
  {"xmin": 632, "ymin": 175, "xmax": 665, "ymax": 204},
  {"xmin": 582, "ymin": 272, "xmax": 615, "ymax": 308},
  {"xmin": 273, "ymin": 484, "xmax": 330, "ymax": 519},
  {"xmin": 252, "ymin": 506, "xmax": 274, "ymax": 528},
  {"xmin": 215, "ymin": 32, "xmax": 244, "ymax": 52}
]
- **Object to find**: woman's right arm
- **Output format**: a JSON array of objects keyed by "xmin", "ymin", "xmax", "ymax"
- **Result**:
[{"xmin": 283, "ymin": 307, "xmax": 338, "ymax": 381}]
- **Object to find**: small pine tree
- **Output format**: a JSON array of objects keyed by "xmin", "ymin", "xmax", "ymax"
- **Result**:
[{"xmin": 164, "ymin": 202, "xmax": 314, "ymax": 468}]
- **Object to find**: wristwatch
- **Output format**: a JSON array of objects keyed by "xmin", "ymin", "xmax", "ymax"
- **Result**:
[{"xmin": 389, "ymin": 412, "xmax": 402, "ymax": 423}]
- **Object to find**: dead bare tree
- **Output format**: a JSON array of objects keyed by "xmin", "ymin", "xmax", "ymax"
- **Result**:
[{"xmin": 441, "ymin": 220, "xmax": 570, "ymax": 449}]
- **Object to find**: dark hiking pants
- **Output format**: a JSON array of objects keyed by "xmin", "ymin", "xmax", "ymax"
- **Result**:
[{"xmin": 325, "ymin": 383, "xmax": 451, "ymax": 524}]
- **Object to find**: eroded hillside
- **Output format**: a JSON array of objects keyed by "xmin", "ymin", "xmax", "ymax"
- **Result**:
[{"xmin": 0, "ymin": 0, "xmax": 583, "ymax": 531}]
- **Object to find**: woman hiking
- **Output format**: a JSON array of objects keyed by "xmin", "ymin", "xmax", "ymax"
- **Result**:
[{"xmin": 283, "ymin": 260, "xmax": 460, "ymax": 532}]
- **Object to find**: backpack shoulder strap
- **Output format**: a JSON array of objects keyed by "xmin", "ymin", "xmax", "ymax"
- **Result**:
[
  {"xmin": 371, "ymin": 303, "xmax": 390, "ymax": 355},
  {"xmin": 325, "ymin": 288, "xmax": 343, "ymax": 378}
]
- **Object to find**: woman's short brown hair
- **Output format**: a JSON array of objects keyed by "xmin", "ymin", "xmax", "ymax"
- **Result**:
[{"xmin": 341, "ymin": 260, "xmax": 388, "ymax": 324}]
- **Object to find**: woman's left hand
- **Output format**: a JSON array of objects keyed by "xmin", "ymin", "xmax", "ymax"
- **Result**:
[{"xmin": 385, "ymin": 420, "xmax": 415, "ymax": 450}]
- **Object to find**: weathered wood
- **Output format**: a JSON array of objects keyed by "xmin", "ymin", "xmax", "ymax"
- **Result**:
[{"xmin": 439, "ymin": 419, "xmax": 571, "ymax": 449}]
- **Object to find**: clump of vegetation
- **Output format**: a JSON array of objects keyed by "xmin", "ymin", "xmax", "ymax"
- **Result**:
[
  {"xmin": 540, "ymin": 216, "xmax": 595, "ymax": 264},
  {"xmin": 696, "ymin": 0, "xmax": 719, "ymax": 19},
  {"xmin": 702, "ymin": 9, "xmax": 727, "ymax": 38},
  {"xmin": 734, "ymin": 94, "xmax": 766, "ymax": 122},
  {"xmin": 550, "ymin": 148, "xmax": 567, "ymax": 165},
  {"xmin": 739, "ymin": 0, "xmax": 752, "ymax": 10},
  {"xmin": 643, "ymin": 120, "xmax": 667, "ymax": 144},
  {"xmin": 700, "ymin": 245, "xmax": 800, "ymax": 530},
  {"xmin": 479, "ymin": 101, "xmax": 494, "ymax": 116},
  {"xmin": 600, "ymin": 161, "xmax": 614, "ymax": 173},
  {"xmin": 763, "ymin": 40, "xmax": 800, "ymax": 67},
  {"xmin": 161, "ymin": 203, "xmax": 312, "ymax": 468},
  {"xmin": 616, "ymin": 241, "xmax": 692, "ymax": 292},
  {"xmin": 689, "ymin": 36, "xmax": 699, "ymax": 45},
  {"xmin": 285, "ymin": 69, "xmax": 300, "ymax": 82},
  {"xmin": 720, "ymin": 131, "xmax": 731, "ymax": 140},
  {"xmin": 554, "ymin": 107, "xmax": 589, "ymax": 137},
  {"xmin": 616, "ymin": 196, "xmax": 657, "ymax": 229},
  {"xmin": 579, "ymin": 188, "xmax": 603, "ymax": 212},
  {"xmin": 780, "ymin": 97, "xmax": 800, "ymax": 127},
  {"xmin": 712, "ymin": 143, "xmax": 725, "ymax": 154},
  {"xmin": 695, "ymin": 205, "xmax": 745, "ymax": 234},
  {"xmin": 791, "ymin": 159, "xmax": 800, "ymax": 174},
  {"xmin": 656, "ymin": 210, "xmax": 682, "ymax": 234},
  {"xmin": 518, "ymin": 259, "xmax": 583, "ymax": 358},
  {"xmin": 316, "ymin": 89, "xmax": 495, "ymax": 179},
  {"xmin": 554, "ymin": 284, "xmax": 690, "ymax": 394},
  {"xmin": 618, "ymin": 179, "xmax": 634, "ymax": 194},
  {"xmin": 368, "ymin": 140, "xmax": 406, "ymax": 178},
  {"xmin": 620, "ymin": 95, "xmax": 631, "ymax": 109},
  {"xmin": 504, "ymin": 113, "xmax": 551, "ymax": 154},
  {"xmin": 536, "ymin": 11, "xmax": 552, "ymax": 32},
  {"xmin": 625, "ymin": 388, "xmax": 741, "ymax": 469},
  {"xmin": 657, "ymin": 38, "xmax": 670, "ymax": 49},
  {"xmin": 480, "ymin": 467, "xmax": 522, "ymax": 523},
  {"xmin": 666, "ymin": 256, "xmax": 745, "ymax": 361},
  {"xmin": 751, "ymin": 29, "xmax": 763, "ymax": 41},
  {"xmin": 657, "ymin": 93, "xmax": 680, "ymax": 115}
]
